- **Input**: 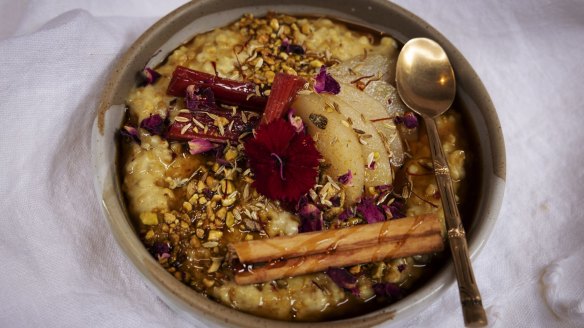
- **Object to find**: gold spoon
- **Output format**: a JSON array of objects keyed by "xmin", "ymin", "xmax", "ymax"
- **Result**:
[{"xmin": 396, "ymin": 37, "xmax": 488, "ymax": 327}]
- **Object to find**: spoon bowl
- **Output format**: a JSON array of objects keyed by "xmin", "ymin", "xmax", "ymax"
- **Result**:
[
  {"xmin": 396, "ymin": 38, "xmax": 456, "ymax": 117},
  {"xmin": 396, "ymin": 38, "xmax": 488, "ymax": 327}
]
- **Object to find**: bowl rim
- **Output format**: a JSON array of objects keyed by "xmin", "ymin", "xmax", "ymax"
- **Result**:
[{"xmin": 93, "ymin": 0, "xmax": 506, "ymax": 327}]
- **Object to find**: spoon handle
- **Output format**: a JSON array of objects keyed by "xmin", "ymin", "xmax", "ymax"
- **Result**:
[{"xmin": 423, "ymin": 115, "xmax": 488, "ymax": 327}]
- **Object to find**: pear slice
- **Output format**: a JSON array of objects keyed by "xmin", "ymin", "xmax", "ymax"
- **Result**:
[
  {"xmin": 293, "ymin": 93, "xmax": 365, "ymax": 205},
  {"xmin": 319, "ymin": 94, "xmax": 392, "ymax": 186}
]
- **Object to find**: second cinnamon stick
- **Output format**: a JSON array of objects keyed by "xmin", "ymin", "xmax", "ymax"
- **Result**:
[{"xmin": 234, "ymin": 233, "xmax": 444, "ymax": 285}]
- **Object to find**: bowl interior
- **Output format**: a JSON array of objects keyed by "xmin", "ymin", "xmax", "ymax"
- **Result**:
[{"xmin": 92, "ymin": 1, "xmax": 506, "ymax": 327}]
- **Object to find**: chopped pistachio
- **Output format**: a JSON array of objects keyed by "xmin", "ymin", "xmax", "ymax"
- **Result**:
[
  {"xmin": 208, "ymin": 230, "xmax": 223, "ymax": 241},
  {"xmin": 203, "ymin": 278, "xmax": 215, "ymax": 288},
  {"xmin": 182, "ymin": 201, "xmax": 193, "ymax": 211},
  {"xmin": 144, "ymin": 230, "xmax": 155, "ymax": 240},
  {"xmin": 202, "ymin": 241, "xmax": 219, "ymax": 248},
  {"xmin": 224, "ymin": 148, "xmax": 238, "ymax": 161},
  {"xmin": 226, "ymin": 212, "xmax": 235, "ymax": 228},
  {"xmin": 139, "ymin": 212, "xmax": 158, "ymax": 226},
  {"xmin": 216, "ymin": 207, "xmax": 227, "ymax": 220}
]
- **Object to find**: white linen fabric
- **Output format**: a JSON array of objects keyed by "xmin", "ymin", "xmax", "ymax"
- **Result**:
[{"xmin": 1, "ymin": 1, "xmax": 583, "ymax": 327}]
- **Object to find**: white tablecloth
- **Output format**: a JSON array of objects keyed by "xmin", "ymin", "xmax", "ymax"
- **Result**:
[{"xmin": 1, "ymin": 1, "xmax": 583, "ymax": 327}]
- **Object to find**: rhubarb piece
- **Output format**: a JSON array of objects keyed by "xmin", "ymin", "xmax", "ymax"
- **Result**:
[
  {"xmin": 167, "ymin": 109, "xmax": 259, "ymax": 143},
  {"xmin": 262, "ymin": 73, "xmax": 306, "ymax": 124},
  {"xmin": 167, "ymin": 66, "xmax": 266, "ymax": 110}
]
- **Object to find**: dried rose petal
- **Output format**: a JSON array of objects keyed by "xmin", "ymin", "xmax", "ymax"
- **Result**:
[
  {"xmin": 338, "ymin": 207, "xmax": 355, "ymax": 221},
  {"xmin": 186, "ymin": 85, "xmax": 215, "ymax": 111},
  {"xmin": 188, "ymin": 138, "xmax": 216, "ymax": 155},
  {"xmin": 373, "ymin": 282, "xmax": 402, "ymax": 299},
  {"xmin": 326, "ymin": 268, "xmax": 359, "ymax": 296},
  {"xmin": 356, "ymin": 197, "xmax": 385, "ymax": 224},
  {"xmin": 287, "ymin": 109, "xmax": 304, "ymax": 133},
  {"xmin": 314, "ymin": 66, "xmax": 340, "ymax": 95},
  {"xmin": 382, "ymin": 199, "xmax": 405, "ymax": 219},
  {"xmin": 202, "ymin": 188, "xmax": 214, "ymax": 199},
  {"xmin": 298, "ymin": 202, "xmax": 323, "ymax": 232},
  {"xmin": 403, "ymin": 112, "xmax": 419, "ymax": 129},
  {"xmin": 375, "ymin": 184, "xmax": 393, "ymax": 193},
  {"xmin": 119, "ymin": 125, "xmax": 140, "ymax": 144},
  {"xmin": 150, "ymin": 242, "xmax": 171, "ymax": 260},
  {"xmin": 140, "ymin": 114, "xmax": 165, "ymax": 136},
  {"xmin": 338, "ymin": 170, "xmax": 353, "ymax": 186},
  {"xmin": 143, "ymin": 67, "xmax": 161, "ymax": 85},
  {"xmin": 330, "ymin": 195, "xmax": 341, "ymax": 207},
  {"xmin": 389, "ymin": 199, "xmax": 405, "ymax": 219},
  {"xmin": 397, "ymin": 263, "xmax": 407, "ymax": 272},
  {"xmin": 279, "ymin": 43, "xmax": 305, "ymax": 55},
  {"xmin": 395, "ymin": 112, "xmax": 419, "ymax": 129}
]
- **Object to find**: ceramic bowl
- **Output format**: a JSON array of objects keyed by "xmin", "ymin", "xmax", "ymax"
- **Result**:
[{"xmin": 92, "ymin": 0, "xmax": 506, "ymax": 326}]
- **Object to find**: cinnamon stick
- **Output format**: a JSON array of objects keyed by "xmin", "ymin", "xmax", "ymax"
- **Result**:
[
  {"xmin": 229, "ymin": 214, "xmax": 441, "ymax": 264},
  {"xmin": 234, "ymin": 233, "xmax": 443, "ymax": 285}
]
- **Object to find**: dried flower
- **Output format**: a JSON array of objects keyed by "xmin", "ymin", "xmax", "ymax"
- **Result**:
[
  {"xmin": 140, "ymin": 114, "xmax": 165, "ymax": 136},
  {"xmin": 326, "ymin": 267, "xmax": 359, "ymax": 296},
  {"xmin": 338, "ymin": 206, "xmax": 355, "ymax": 221},
  {"xmin": 338, "ymin": 170, "xmax": 353, "ymax": 186},
  {"xmin": 314, "ymin": 65, "xmax": 340, "ymax": 95},
  {"xmin": 185, "ymin": 85, "xmax": 215, "ymax": 111},
  {"xmin": 244, "ymin": 119, "xmax": 321, "ymax": 202},
  {"xmin": 143, "ymin": 67, "xmax": 161, "ymax": 85},
  {"xmin": 149, "ymin": 242, "xmax": 171, "ymax": 260},
  {"xmin": 403, "ymin": 112, "xmax": 419, "ymax": 128},
  {"xmin": 279, "ymin": 41, "xmax": 305, "ymax": 55},
  {"xmin": 373, "ymin": 282, "xmax": 402, "ymax": 299},
  {"xmin": 287, "ymin": 109, "xmax": 304, "ymax": 133},
  {"xmin": 397, "ymin": 263, "xmax": 407, "ymax": 272},
  {"xmin": 394, "ymin": 112, "xmax": 419, "ymax": 129},
  {"xmin": 356, "ymin": 197, "xmax": 385, "ymax": 224},
  {"xmin": 188, "ymin": 138, "xmax": 216, "ymax": 155},
  {"xmin": 118, "ymin": 125, "xmax": 140, "ymax": 144},
  {"xmin": 381, "ymin": 199, "xmax": 405, "ymax": 219},
  {"xmin": 298, "ymin": 201, "xmax": 323, "ymax": 232},
  {"xmin": 375, "ymin": 184, "xmax": 393, "ymax": 193}
]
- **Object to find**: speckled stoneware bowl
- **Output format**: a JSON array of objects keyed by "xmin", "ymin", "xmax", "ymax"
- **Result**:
[{"xmin": 91, "ymin": 0, "xmax": 506, "ymax": 326}]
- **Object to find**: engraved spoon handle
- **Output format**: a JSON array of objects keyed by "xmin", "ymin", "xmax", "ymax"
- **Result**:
[{"xmin": 423, "ymin": 114, "xmax": 488, "ymax": 327}]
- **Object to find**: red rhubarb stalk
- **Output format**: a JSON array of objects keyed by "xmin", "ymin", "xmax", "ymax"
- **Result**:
[
  {"xmin": 262, "ymin": 73, "xmax": 306, "ymax": 124},
  {"xmin": 167, "ymin": 66, "xmax": 267, "ymax": 110}
]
